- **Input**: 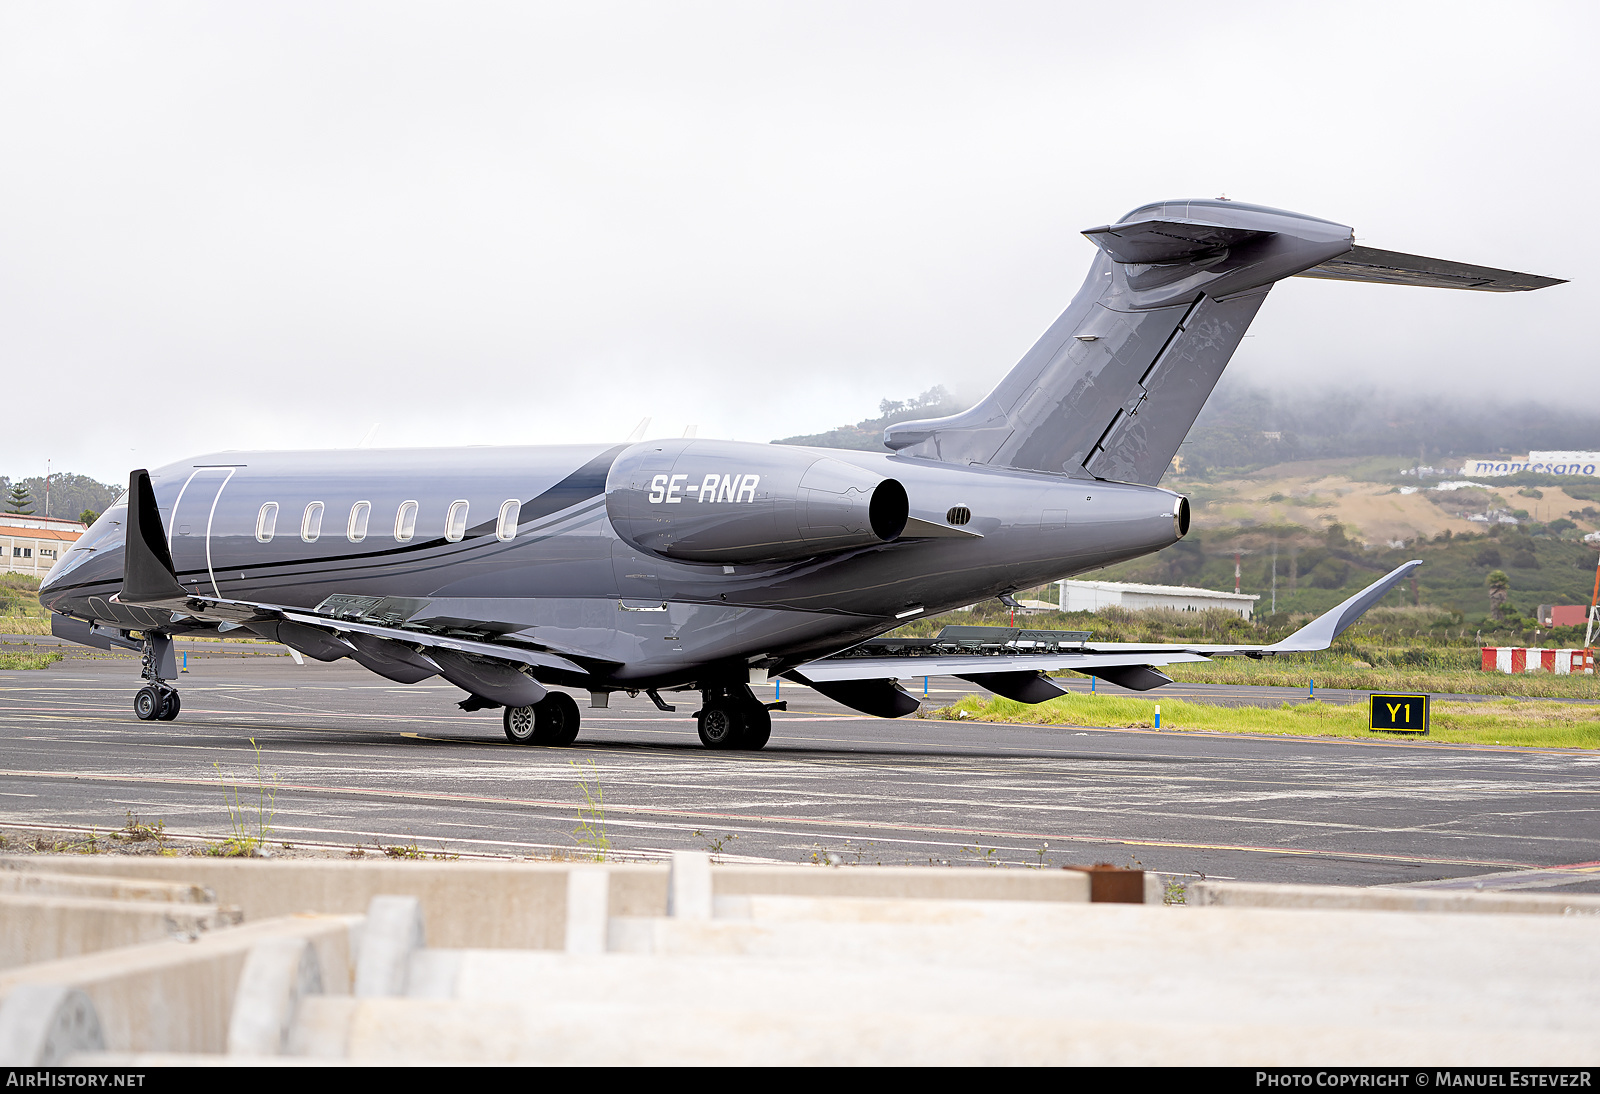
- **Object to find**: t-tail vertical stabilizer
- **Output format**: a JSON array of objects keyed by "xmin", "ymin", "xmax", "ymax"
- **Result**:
[{"xmin": 884, "ymin": 199, "xmax": 1562, "ymax": 485}]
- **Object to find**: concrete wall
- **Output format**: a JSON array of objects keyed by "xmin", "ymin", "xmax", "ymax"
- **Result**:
[{"xmin": 0, "ymin": 857, "xmax": 1092, "ymax": 951}]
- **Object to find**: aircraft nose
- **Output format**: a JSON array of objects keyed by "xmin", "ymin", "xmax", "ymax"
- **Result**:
[{"xmin": 37, "ymin": 507, "xmax": 126, "ymax": 608}]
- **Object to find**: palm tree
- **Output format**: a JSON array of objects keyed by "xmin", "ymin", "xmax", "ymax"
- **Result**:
[{"xmin": 1485, "ymin": 569, "xmax": 1510, "ymax": 621}]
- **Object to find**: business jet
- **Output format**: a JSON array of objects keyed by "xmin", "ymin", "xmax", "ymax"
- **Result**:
[{"xmin": 38, "ymin": 199, "xmax": 1562, "ymax": 748}]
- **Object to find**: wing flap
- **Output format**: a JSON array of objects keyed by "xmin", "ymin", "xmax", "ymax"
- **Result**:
[{"xmin": 798, "ymin": 649, "xmax": 1210, "ymax": 682}]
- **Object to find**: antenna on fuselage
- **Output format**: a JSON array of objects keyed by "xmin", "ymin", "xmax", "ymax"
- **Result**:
[{"xmin": 624, "ymin": 417, "xmax": 651, "ymax": 443}]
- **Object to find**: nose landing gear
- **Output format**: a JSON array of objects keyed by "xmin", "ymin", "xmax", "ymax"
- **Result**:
[{"xmin": 133, "ymin": 633, "xmax": 182, "ymax": 722}]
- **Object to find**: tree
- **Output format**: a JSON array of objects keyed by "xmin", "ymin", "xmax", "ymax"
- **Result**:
[
  {"xmin": 79, "ymin": 509, "xmax": 100, "ymax": 525},
  {"xmin": 1485, "ymin": 569, "xmax": 1510, "ymax": 621},
  {"xmin": 13, "ymin": 474, "xmax": 118, "ymax": 522},
  {"xmin": 5, "ymin": 483, "xmax": 32, "ymax": 514}
]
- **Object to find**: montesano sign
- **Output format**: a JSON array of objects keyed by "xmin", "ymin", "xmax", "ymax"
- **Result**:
[{"xmin": 1467, "ymin": 451, "xmax": 1600, "ymax": 477}]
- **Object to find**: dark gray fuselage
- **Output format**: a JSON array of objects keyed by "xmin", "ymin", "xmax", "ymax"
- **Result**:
[{"xmin": 40, "ymin": 442, "xmax": 1184, "ymax": 689}]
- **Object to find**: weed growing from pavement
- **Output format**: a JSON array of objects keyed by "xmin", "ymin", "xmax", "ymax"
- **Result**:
[
  {"xmin": 211, "ymin": 737, "xmax": 277, "ymax": 856},
  {"xmin": 811, "ymin": 840, "xmax": 879, "ymax": 866},
  {"xmin": 384, "ymin": 839, "xmax": 427, "ymax": 860},
  {"xmin": 961, "ymin": 842, "xmax": 1001, "ymax": 866},
  {"xmin": 695, "ymin": 830, "xmax": 738, "ymax": 859},
  {"xmin": 570, "ymin": 759, "xmax": 611, "ymax": 860},
  {"xmin": 115, "ymin": 811, "xmax": 168, "ymax": 846}
]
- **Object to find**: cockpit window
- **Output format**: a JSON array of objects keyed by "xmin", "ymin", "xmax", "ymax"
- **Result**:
[
  {"xmin": 256, "ymin": 502, "xmax": 279, "ymax": 543},
  {"xmin": 348, "ymin": 501, "xmax": 371, "ymax": 543},
  {"xmin": 395, "ymin": 501, "xmax": 418, "ymax": 542},
  {"xmin": 496, "ymin": 500, "xmax": 520, "ymax": 541},
  {"xmin": 445, "ymin": 500, "xmax": 470, "ymax": 543},
  {"xmin": 301, "ymin": 501, "xmax": 325, "ymax": 543}
]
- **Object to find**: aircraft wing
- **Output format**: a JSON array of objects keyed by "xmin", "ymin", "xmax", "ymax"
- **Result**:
[{"xmin": 791, "ymin": 561, "xmax": 1421, "ymax": 708}]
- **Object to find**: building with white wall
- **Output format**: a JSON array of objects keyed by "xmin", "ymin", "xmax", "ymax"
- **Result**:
[
  {"xmin": 1057, "ymin": 579, "xmax": 1259, "ymax": 619},
  {"xmin": 1466, "ymin": 452, "xmax": 1600, "ymax": 477},
  {"xmin": 1, "ymin": 514, "xmax": 86, "ymax": 579}
]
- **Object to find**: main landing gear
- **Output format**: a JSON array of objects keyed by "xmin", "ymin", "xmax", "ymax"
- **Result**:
[
  {"xmin": 694, "ymin": 684, "xmax": 774, "ymax": 751},
  {"xmin": 133, "ymin": 633, "xmax": 181, "ymax": 722},
  {"xmin": 503, "ymin": 691, "xmax": 582, "ymax": 746},
  {"xmin": 134, "ymin": 685, "xmax": 180, "ymax": 721}
]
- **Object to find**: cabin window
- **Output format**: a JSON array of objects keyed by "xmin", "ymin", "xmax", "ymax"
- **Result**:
[
  {"xmin": 496, "ymin": 500, "xmax": 520, "ymax": 541},
  {"xmin": 256, "ymin": 502, "xmax": 279, "ymax": 543},
  {"xmin": 301, "ymin": 501, "xmax": 325, "ymax": 543},
  {"xmin": 348, "ymin": 501, "xmax": 371, "ymax": 542},
  {"xmin": 395, "ymin": 501, "xmax": 418, "ymax": 542},
  {"xmin": 445, "ymin": 500, "xmax": 470, "ymax": 542}
]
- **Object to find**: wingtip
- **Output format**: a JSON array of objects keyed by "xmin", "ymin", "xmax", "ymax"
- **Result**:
[{"xmin": 1266, "ymin": 558, "xmax": 1423, "ymax": 653}]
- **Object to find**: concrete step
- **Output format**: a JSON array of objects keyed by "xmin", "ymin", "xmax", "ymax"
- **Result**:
[
  {"xmin": 0, "ymin": 892, "xmax": 241, "ymax": 968},
  {"xmin": 0, "ymin": 869, "xmax": 215, "ymax": 905},
  {"xmin": 280, "ymin": 994, "xmax": 1595, "ymax": 1066},
  {"xmin": 1193, "ymin": 879, "xmax": 1600, "ymax": 916}
]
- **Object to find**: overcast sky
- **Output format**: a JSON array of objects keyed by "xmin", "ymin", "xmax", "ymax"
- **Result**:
[{"xmin": 1, "ymin": 1, "xmax": 1593, "ymax": 483}]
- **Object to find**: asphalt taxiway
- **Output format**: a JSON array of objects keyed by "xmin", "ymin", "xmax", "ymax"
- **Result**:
[{"xmin": 1, "ymin": 654, "xmax": 1596, "ymax": 891}]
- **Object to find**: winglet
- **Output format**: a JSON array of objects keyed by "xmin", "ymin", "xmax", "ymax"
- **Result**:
[
  {"xmin": 118, "ymin": 469, "xmax": 189, "ymax": 606},
  {"xmin": 1265, "ymin": 560, "xmax": 1422, "ymax": 653}
]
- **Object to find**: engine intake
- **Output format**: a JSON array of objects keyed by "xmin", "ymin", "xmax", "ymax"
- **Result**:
[{"xmin": 607, "ymin": 439, "xmax": 908, "ymax": 564}]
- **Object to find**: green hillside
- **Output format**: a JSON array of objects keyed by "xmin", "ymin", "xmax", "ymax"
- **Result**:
[{"xmin": 1076, "ymin": 520, "xmax": 1598, "ymax": 634}]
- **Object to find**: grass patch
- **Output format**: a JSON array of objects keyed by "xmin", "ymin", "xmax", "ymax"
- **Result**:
[
  {"xmin": 933, "ymin": 693, "xmax": 1600, "ymax": 749},
  {"xmin": 0, "ymin": 652, "xmax": 61, "ymax": 670},
  {"xmin": 1159, "ymin": 659, "xmax": 1600, "ymax": 699}
]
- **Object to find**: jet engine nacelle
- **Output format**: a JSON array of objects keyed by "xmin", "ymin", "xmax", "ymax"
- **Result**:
[{"xmin": 606, "ymin": 439, "xmax": 909, "ymax": 564}]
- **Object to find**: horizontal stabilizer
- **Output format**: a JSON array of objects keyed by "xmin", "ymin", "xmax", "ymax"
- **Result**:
[
  {"xmin": 1296, "ymin": 246, "xmax": 1565, "ymax": 292},
  {"xmin": 1082, "ymin": 217, "xmax": 1270, "ymax": 264}
]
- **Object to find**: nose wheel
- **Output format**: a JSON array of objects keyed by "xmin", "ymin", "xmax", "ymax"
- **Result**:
[{"xmin": 133, "ymin": 633, "xmax": 182, "ymax": 721}]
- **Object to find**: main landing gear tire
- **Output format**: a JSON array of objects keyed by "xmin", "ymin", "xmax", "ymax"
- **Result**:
[
  {"xmin": 504, "ymin": 704, "xmax": 537, "ymax": 743},
  {"xmin": 135, "ymin": 685, "xmax": 180, "ymax": 722},
  {"xmin": 134, "ymin": 687, "xmax": 161, "ymax": 721},
  {"xmin": 739, "ymin": 704, "xmax": 772, "ymax": 750},
  {"xmin": 696, "ymin": 704, "xmax": 745, "ymax": 750},
  {"xmin": 503, "ymin": 691, "xmax": 582, "ymax": 746},
  {"xmin": 696, "ymin": 702, "xmax": 771, "ymax": 750}
]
